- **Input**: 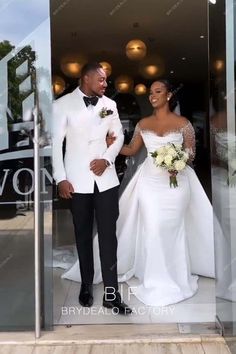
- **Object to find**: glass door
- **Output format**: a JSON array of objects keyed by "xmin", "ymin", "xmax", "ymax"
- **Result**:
[
  {"xmin": 51, "ymin": 0, "xmax": 215, "ymax": 327},
  {"xmin": 0, "ymin": 0, "xmax": 53, "ymax": 332},
  {"xmin": 209, "ymin": 0, "xmax": 236, "ymax": 337}
]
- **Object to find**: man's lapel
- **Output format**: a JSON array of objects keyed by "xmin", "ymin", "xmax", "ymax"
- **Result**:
[
  {"xmin": 71, "ymin": 88, "xmax": 92, "ymax": 122},
  {"xmin": 93, "ymin": 96, "xmax": 113, "ymax": 122},
  {"xmin": 93, "ymin": 97, "xmax": 103, "ymax": 120},
  {"xmin": 70, "ymin": 90, "xmax": 110, "ymax": 141},
  {"xmin": 88, "ymin": 97, "xmax": 111, "ymax": 141},
  {"xmin": 71, "ymin": 87, "xmax": 86, "ymax": 110}
]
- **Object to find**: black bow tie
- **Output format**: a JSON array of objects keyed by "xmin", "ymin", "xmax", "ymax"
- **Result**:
[{"xmin": 83, "ymin": 96, "xmax": 99, "ymax": 107}]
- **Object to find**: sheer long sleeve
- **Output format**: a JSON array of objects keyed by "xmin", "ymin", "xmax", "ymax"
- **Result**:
[
  {"xmin": 182, "ymin": 122, "xmax": 196, "ymax": 162},
  {"xmin": 120, "ymin": 123, "xmax": 144, "ymax": 156}
]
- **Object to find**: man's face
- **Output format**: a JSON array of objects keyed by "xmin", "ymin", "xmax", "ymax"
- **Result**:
[{"xmin": 85, "ymin": 68, "xmax": 107, "ymax": 97}]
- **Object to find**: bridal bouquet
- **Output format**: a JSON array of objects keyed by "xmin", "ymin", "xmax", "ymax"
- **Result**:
[{"xmin": 150, "ymin": 143, "xmax": 189, "ymax": 188}]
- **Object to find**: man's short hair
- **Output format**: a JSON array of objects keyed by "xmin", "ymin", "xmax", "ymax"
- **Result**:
[{"xmin": 80, "ymin": 62, "xmax": 103, "ymax": 78}]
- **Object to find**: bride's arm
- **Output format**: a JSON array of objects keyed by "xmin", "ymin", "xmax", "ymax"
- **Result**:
[
  {"xmin": 119, "ymin": 123, "xmax": 144, "ymax": 156},
  {"xmin": 182, "ymin": 121, "xmax": 196, "ymax": 163}
]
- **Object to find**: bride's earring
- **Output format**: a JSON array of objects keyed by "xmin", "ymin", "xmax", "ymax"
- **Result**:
[{"xmin": 167, "ymin": 97, "xmax": 170, "ymax": 101}]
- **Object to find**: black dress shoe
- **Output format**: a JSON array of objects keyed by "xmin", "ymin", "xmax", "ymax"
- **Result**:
[
  {"xmin": 79, "ymin": 283, "xmax": 93, "ymax": 307},
  {"xmin": 103, "ymin": 291, "xmax": 132, "ymax": 315}
]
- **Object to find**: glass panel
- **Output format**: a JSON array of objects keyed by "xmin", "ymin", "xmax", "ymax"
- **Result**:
[
  {"xmin": 0, "ymin": 0, "xmax": 52, "ymax": 330},
  {"xmin": 51, "ymin": 0, "xmax": 215, "ymax": 326},
  {"xmin": 209, "ymin": 0, "xmax": 236, "ymax": 336}
]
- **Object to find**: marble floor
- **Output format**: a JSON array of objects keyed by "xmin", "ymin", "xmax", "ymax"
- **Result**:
[{"xmin": 53, "ymin": 268, "xmax": 216, "ymax": 325}]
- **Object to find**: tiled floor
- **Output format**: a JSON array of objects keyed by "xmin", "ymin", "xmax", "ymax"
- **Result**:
[
  {"xmin": 0, "ymin": 342, "xmax": 232, "ymax": 354},
  {"xmin": 0, "ymin": 322, "xmax": 230, "ymax": 353},
  {"xmin": 53, "ymin": 269, "xmax": 216, "ymax": 325}
]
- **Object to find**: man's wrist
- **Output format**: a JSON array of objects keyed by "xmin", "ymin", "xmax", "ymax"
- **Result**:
[{"xmin": 104, "ymin": 159, "xmax": 110, "ymax": 167}]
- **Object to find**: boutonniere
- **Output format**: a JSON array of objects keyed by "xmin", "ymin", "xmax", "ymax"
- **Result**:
[{"xmin": 99, "ymin": 107, "xmax": 113, "ymax": 118}]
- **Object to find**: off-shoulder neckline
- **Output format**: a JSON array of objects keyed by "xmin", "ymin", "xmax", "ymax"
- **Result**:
[{"xmin": 138, "ymin": 121, "xmax": 192, "ymax": 138}]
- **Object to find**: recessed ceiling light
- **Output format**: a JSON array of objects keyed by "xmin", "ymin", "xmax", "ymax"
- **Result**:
[
  {"xmin": 200, "ymin": 35, "xmax": 205, "ymax": 39},
  {"xmin": 170, "ymin": 70, "xmax": 174, "ymax": 74},
  {"xmin": 182, "ymin": 57, "xmax": 186, "ymax": 61}
]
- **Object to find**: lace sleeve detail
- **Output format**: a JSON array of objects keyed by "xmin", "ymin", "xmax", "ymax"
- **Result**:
[
  {"xmin": 120, "ymin": 123, "xmax": 143, "ymax": 156},
  {"xmin": 126, "ymin": 123, "xmax": 141, "ymax": 146},
  {"xmin": 182, "ymin": 121, "xmax": 196, "ymax": 162}
]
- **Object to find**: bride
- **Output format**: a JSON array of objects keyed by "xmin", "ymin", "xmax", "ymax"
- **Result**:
[{"xmin": 55, "ymin": 80, "xmax": 215, "ymax": 307}]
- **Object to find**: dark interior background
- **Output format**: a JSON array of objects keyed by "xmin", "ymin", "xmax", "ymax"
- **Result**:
[{"xmin": 50, "ymin": 0, "xmax": 212, "ymax": 201}]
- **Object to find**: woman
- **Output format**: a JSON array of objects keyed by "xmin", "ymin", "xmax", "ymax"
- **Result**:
[{"xmin": 58, "ymin": 80, "xmax": 215, "ymax": 306}]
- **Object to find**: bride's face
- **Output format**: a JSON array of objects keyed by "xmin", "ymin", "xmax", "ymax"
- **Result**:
[{"xmin": 149, "ymin": 82, "xmax": 171, "ymax": 109}]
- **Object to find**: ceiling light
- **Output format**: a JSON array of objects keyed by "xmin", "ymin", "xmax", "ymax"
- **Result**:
[
  {"xmin": 52, "ymin": 76, "xmax": 66, "ymax": 96},
  {"xmin": 134, "ymin": 84, "xmax": 147, "ymax": 95},
  {"xmin": 214, "ymin": 59, "xmax": 224, "ymax": 72},
  {"xmin": 139, "ymin": 55, "xmax": 165, "ymax": 79},
  {"xmin": 60, "ymin": 55, "xmax": 86, "ymax": 78},
  {"xmin": 99, "ymin": 61, "xmax": 112, "ymax": 77},
  {"xmin": 145, "ymin": 65, "xmax": 159, "ymax": 76},
  {"xmin": 115, "ymin": 75, "xmax": 134, "ymax": 93},
  {"xmin": 126, "ymin": 39, "xmax": 147, "ymax": 61}
]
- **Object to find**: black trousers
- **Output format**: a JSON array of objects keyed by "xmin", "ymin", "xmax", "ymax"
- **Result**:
[{"xmin": 70, "ymin": 183, "xmax": 119, "ymax": 291}]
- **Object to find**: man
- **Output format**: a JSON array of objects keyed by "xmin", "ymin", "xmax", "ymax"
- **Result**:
[{"xmin": 52, "ymin": 62, "xmax": 132, "ymax": 315}]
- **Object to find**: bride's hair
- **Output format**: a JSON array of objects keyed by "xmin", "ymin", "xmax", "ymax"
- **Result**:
[{"xmin": 152, "ymin": 79, "xmax": 178, "ymax": 112}]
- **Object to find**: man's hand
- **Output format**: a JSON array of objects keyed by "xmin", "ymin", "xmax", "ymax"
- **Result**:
[
  {"xmin": 106, "ymin": 132, "xmax": 116, "ymax": 147},
  {"xmin": 90, "ymin": 159, "xmax": 108, "ymax": 176},
  {"xmin": 58, "ymin": 180, "xmax": 74, "ymax": 199}
]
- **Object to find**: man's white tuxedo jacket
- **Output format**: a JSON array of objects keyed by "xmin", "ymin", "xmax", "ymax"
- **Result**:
[{"xmin": 52, "ymin": 88, "xmax": 124, "ymax": 193}]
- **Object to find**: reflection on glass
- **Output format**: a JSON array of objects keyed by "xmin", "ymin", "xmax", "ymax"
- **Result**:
[
  {"xmin": 209, "ymin": 0, "xmax": 236, "ymax": 335},
  {"xmin": 0, "ymin": 0, "xmax": 52, "ymax": 330},
  {"xmin": 210, "ymin": 80, "xmax": 236, "ymax": 305}
]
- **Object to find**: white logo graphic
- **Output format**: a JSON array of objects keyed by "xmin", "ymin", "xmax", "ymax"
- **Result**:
[{"xmin": 0, "ymin": 45, "xmax": 35, "ymax": 156}]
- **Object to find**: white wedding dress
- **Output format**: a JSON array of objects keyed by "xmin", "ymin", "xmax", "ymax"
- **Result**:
[{"xmin": 54, "ymin": 123, "xmax": 215, "ymax": 306}]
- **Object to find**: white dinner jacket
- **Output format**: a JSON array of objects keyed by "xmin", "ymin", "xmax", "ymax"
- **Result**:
[{"xmin": 52, "ymin": 87, "xmax": 124, "ymax": 193}]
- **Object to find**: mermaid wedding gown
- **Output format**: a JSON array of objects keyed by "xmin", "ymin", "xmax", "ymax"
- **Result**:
[{"xmin": 54, "ymin": 122, "xmax": 215, "ymax": 306}]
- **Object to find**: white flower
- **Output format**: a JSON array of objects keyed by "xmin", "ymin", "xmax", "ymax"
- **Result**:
[
  {"xmin": 182, "ymin": 151, "xmax": 189, "ymax": 162},
  {"xmin": 155, "ymin": 155, "xmax": 164, "ymax": 165},
  {"xmin": 174, "ymin": 160, "xmax": 186, "ymax": 171},
  {"xmin": 99, "ymin": 107, "xmax": 113, "ymax": 118},
  {"xmin": 174, "ymin": 143, "xmax": 182, "ymax": 150},
  {"xmin": 164, "ymin": 155, "xmax": 173, "ymax": 166},
  {"xmin": 151, "ymin": 143, "xmax": 187, "ymax": 174},
  {"xmin": 166, "ymin": 147, "xmax": 177, "ymax": 157},
  {"xmin": 157, "ymin": 146, "xmax": 166, "ymax": 154}
]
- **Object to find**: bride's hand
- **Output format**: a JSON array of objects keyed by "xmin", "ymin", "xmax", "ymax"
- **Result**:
[{"xmin": 106, "ymin": 132, "xmax": 116, "ymax": 147}]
